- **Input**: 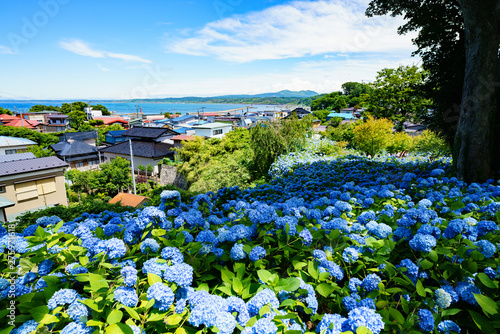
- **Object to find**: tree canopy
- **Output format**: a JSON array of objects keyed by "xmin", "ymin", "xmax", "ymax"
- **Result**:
[
  {"xmin": 310, "ymin": 92, "xmax": 348, "ymax": 111},
  {"xmin": 367, "ymin": 65, "xmax": 430, "ymax": 131}
]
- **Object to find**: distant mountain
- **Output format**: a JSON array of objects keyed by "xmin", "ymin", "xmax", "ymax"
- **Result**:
[{"xmin": 214, "ymin": 90, "xmax": 319, "ymax": 99}]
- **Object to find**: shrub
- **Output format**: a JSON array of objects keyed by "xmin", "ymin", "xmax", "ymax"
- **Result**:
[
  {"xmin": 323, "ymin": 121, "xmax": 356, "ymax": 144},
  {"xmin": 353, "ymin": 116, "xmax": 393, "ymax": 157},
  {"xmin": 414, "ymin": 130, "xmax": 450, "ymax": 157},
  {"xmin": 387, "ymin": 132, "xmax": 414, "ymax": 155}
]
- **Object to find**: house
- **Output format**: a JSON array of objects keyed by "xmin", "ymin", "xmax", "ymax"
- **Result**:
[
  {"xmin": 404, "ymin": 122, "xmax": 427, "ymax": 137},
  {"xmin": 171, "ymin": 115, "xmax": 197, "ymax": 127},
  {"xmin": 109, "ymin": 192, "xmax": 149, "ymax": 208},
  {"xmin": 202, "ymin": 112, "xmax": 220, "ymax": 123},
  {"xmin": 171, "ymin": 127, "xmax": 196, "ymax": 135},
  {"xmin": 0, "ymin": 114, "xmax": 19, "ymax": 125},
  {"xmin": 0, "ymin": 195, "xmax": 15, "ymax": 223},
  {"xmin": 193, "ymin": 122, "xmax": 232, "ymax": 139},
  {"xmin": 105, "ymin": 130, "xmax": 128, "ymax": 145},
  {"xmin": 0, "ymin": 136, "xmax": 36, "ymax": 155},
  {"xmin": 3, "ymin": 118, "xmax": 41, "ymax": 131},
  {"xmin": 94, "ymin": 116, "xmax": 129, "ymax": 127},
  {"xmin": 59, "ymin": 131, "xmax": 98, "ymax": 146},
  {"xmin": 84, "ymin": 107, "xmax": 102, "ymax": 120},
  {"xmin": 0, "ymin": 154, "xmax": 68, "ymax": 221},
  {"xmin": 100, "ymin": 140, "xmax": 175, "ymax": 175},
  {"xmin": 50, "ymin": 140, "xmax": 100, "ymax": 170},
  {"xmin": 326, "ymin": 112, "xmax": 357, "ymax": 121},
  {"xmin": 283, "ymin": 108, "xmax": 311, "ymax": 120},
  {"xmin": 121, "ymin": 127, "xmax": 179, "ymax": 144},
  {"xmin": 20, "ymin": 111, "xmax": 63, "ymax": 124},
  {"xmin": 44, "ymin": 115, "xmax": 70, "ymax": 132}
]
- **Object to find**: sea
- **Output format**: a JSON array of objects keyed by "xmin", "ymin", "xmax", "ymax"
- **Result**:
[{"xmin": 0, "ymin": 101, "xmax": 279, "ymax": 116}]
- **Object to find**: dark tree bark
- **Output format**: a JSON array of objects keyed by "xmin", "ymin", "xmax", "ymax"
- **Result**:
[{"xmin": 454, "ymin": 0, "xmax": 500, "ymax": 182}]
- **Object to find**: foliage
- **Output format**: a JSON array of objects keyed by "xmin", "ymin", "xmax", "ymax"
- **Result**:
[
  {"xmin": 311, "ymin": 110, "xmax": 330, "ymax": 124},
  {"xmin": 0, "ymin": 107, "xmax": 13, "ymax": 115},
  {"xmin": 414, "ymin": 130, "xmax": 451, "ymax": 158},
  {"xmin": 89, "ymin": 119, "xmax": 104, "ymax": 126},
  {"xmin": 144, "ymin": 185, "xmax": 200, "ymax": 207},
  {"xmin": 310, "ymin": 92, "xmax": 348, "ymax": 111},
  {"xmin": 68, "ymin": 110, "xmax": 88, "ymax": 130},
  {"xmin": 386, "ymin": 132, "xmax": 414, "ymax": 155},
  {"xmin": 328, "ymin": 116, "xmax": 342, "ymax": 128},
  {"xmin": 323, "ymin": 121, "xmax": 356, "ymax": 145},
  {"xmin": 366, "ymin": 0, "xmax": 465, "ymax": 145},
  {"xmin": 0, "ymin": 126, "xmax": 59, "ymax": 147},
  {"xmin": 367, "ymin": 65, "xmax": 431, "ymax": 131},
  {"xmin": 25, "ymin": 145, "xmax": 55, "ymax": 158},
  {"xmin": 67, "ymin": 157, "xmax": 132, "ymax": 197},
  {"xmin": 177, "ymin": 128, "xmax": 255, "ymax": 193},
  {"xmin": 353, "ymin": 116, "xmax": 394, "ymax": 157},
  {"xmin": 249, "ymin": 117, "xmax": 312, "ymax": 178},
  {"xmin": 341, "ymin": 81, "xmax": 372, "ymax": 107},
  {"xmin": 90, "ymin": 104, "xmax": 111, "ymax": 116},
  {"xmin": 5, "ymin": 152, "xmax": 500, "ymax": 334},
  {"xmin": 29, "ymin": 104, "xmax": 60, "ymax": 113}
]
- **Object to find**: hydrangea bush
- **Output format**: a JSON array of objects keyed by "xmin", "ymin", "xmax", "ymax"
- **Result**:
[{"xmin": 1, "ymin": 151, "xmax": 499, "ymax": 334}]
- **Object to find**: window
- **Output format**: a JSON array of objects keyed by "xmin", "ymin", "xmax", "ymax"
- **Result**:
[
  {"xmin": 5, "ymin": 149, "xmax": 16, "ymax": 155},
  {"xmin": 213, "ymin": 129, "xmax": 223, "ymax": 135},
  {"xmin": 75, "ymin": 161, "xmax": 84, "ymax": 168},
  {"xmin": 36, "ymin": 178, "xmax": 56, "ymax": 195},
  {"xmin": 15, "ymin": 181, "xmax": 38, "ymax": 201},
  {"xmin": 0, "ymin": 185, "xmax": 5, "ymax": 193},
  {"xmin": 88, "ymin": 159, "xmax": 99, "ymax": 166}
]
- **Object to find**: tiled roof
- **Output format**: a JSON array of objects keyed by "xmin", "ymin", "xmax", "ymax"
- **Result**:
[
  {"xmin": 59, "ymin": 131, "xmax": 97, "ymax": 142},
  {"xmin": 193, "ymin": 122, "xmax": 232, "ymax": 129},
  {"xmin": 109, "ymin": 192, "xmax": 149, "ymax": 208},
  {"xmin": 0, "ymin": 136, "xmax": 37, "ymax": 147},
  {"xmin": 106, "ymin": 130, "xmax": 127, "ymax": 137},
  {"xmin": 121, "ymin": 127, "xmax": 178, "ymax": 139},
  {"xmin": 0, "ymin": 152, "xmax": 36, "ymax": 163},
  {"xmin": 100, "ymin": 140, "xmax": 175, "ymax": 159},
  {"xmin": 94, "ymin": 117, "xmax": 128, "ymax": 125},
  {"xmin": 171, "ymin": 115, "xmax": 196, "ymax": 123},
  {"xmin": 4, "ymin": 119, "xmax": 39, "ymax": 128},
  {"xmin": 50, "ymin": 140, "xmax": 98, "ymax": 157},
  {"xmin": 0, "ymin": 156, "xmax": 68, "ymax": 175}
]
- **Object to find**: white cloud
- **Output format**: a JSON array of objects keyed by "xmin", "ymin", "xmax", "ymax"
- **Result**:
[
  {"xmin": 97, "ymin": 64, "xmax": 111, "ymax": 72},
  {"xmin": 60, "ymin": 39, "xmax": 151, "ymax": 63},
  {"xmin": 0, "ymin": 45, "xmax": 16, "ymax": 54},
  {"xmin": 166, "ymin": 0, "xmax": 416, "ymax": 62}
]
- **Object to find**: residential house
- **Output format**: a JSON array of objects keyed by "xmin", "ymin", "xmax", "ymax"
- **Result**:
[
  {"xmin": 20, "ymin": 111, "xmax": 62, "ymax": 124},
  {"xmin": 0, "ymin": 114, "xmax": 17, "ymax": 125},
  {"xmin": 100, "ymin": 140, "xmax": 175, "ymax": 174},
  {"xmin": 404, "ymin": 122, "xmax": 427, "ymax": 137},
  {"xmin": 84, "ymin": 107, "xmax": 103, "ymax": 120},
  {"xmin": 50, "ymin": 139, "xmax": 100, "ymax": 170},
  {"xmin": 105, "ymin": 130, "xmax": 128, "ymax": 145},
  {"xmin": 171, "ymin": 115, "xmax": 197, "ymax": 127},
  {"xmin": 109, "ymin": 192, "xmax": 149, "ymax": 208},
  {"xmin": 193, "ymin": 122, "xmax": 232, "ymax": 139},
  {"xmin": 0, "ymin": 153, "xmax": 68, "ymax": 221},
  {"xmin": 202, "ymin": 112, "xmax": 220, "ymax": 123},
  {"xmin": 3, "ymin": 118, "xmax": 41, "ymax": 131},
  {"xmin": 59, "ymin": 131, "xmax": 98, "ymax": 146},
  {"xmin": 44, "ymin": 115, "xmax": 70, "ymax": 133},
  {"xmin": 283, "ymin": 108, "xmax": 311, "ymax": 120},
  {"xmin": 0, "ymin": 136, "xmax": 36, "ymax": 155},
  {"xmin": 94, "ymin": 116, "xmax": 129, "ymax": 128},
  {"xmin": 121, "ymin": 127, "xmax": 179, "ymax": 144}
]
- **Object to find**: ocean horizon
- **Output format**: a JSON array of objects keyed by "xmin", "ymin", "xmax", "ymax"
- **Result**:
[{"xmin": 0, "ymin": 101, "xmax": 285, "ymax": 116}]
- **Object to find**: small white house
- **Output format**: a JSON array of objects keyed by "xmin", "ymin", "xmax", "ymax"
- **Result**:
[
  {"xmin": 193, "ymin": 123, "xmax": 232, "ymax": 139},
  {"xmin": 84, "ymin": 107, "xmax": 103, "ymax": 120},
  {"xmin": 0, "ymin": 136, "xmax": 36, "ymax": 155}
]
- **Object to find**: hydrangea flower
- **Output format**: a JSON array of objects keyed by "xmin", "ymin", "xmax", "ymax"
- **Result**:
[
  {"xmin": 147, "ymin": 283, "xmax": 174, "ymax": 311},
  {"xmin": 249, "ymin": 246, "xmax": 266, "ymax": 262},
  {"xmin": 140, "ymin": 238, "xmax": 160, "ymax": 253},
  {"xmin": 121, "ymin": 266, "xmax": 137, "ymax": 287},
  {"xmin": 409, "ymin": 234, "xmax": 437, "ymax": 253},
  {"xmin": 362, "ymin": 274, "xmax": 381, "ymax": 292},
  {"xmin": 435, "ymin": 288, "xmax": 452, "ymax": 309},
  {"xmin": 343, "ymin": 307, "xmax": 384, "ymax": 334},
  {"xmin": 48, "ymin": 289, "xmax": 81, "ymax": 310},
  {"xmin": 437, "ymin": 320, "xmax": 461, "ymax": 333},
  {"xmin": 317, "ymin": 314, "xmax": 346, "ymax": 334},
  {"xmin": 247, "ymin": 288, "xmax": 279, "ymax": 316},
  {"xmin": 113, "ymin": 286, "xmax": 138, "ymax": 307},
  {"xmin": 164, "ymin": 262, "xmax": 193, "ymax": 287},
  {"xmin": 241, "ymin": 318, "xmax": 278, "ymax": 334},
  {"xmin": 230, "ymin": 243, "xmax": 246, "ymax": 260}
]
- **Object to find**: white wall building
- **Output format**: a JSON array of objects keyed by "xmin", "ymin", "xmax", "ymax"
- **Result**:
[{"xmin": 193, "ymin": 123, "xmax": 233, "ymax": 139}]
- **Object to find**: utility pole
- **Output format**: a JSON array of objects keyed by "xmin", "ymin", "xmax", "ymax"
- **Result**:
[{"xmin": 129, "ymin": 139, "xmax": 137, "ymax": 195}]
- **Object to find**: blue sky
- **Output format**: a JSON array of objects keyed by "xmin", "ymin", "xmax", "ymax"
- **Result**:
[{"xmin": 0, "ymin": 0, "xmax": 419, "ymax": 100}]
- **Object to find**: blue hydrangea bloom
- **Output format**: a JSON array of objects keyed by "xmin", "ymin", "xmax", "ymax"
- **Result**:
[
  {"xmin": 437, "ymin": 320, "xmax": 461, "ymax": 333},
  {"xmin": 11, "ymin": 320, "xmax": 38, "ymax": 334},
  {"xmin": 48, "ymin": 289, "xmax": 81, "ymax": 310},
  {"xmin": 214, "ymin": 312, "xmax": 237, "ymax": 334},
  {"xmin": 362, "ymin": 274, "xmax": 381, "ymax": 292},
  {"xmin": 164, "ymin": 262, "xmax": 193, "ymax": 287},
  {"xmin": 435, "ymin": 288, "xmax": 452, "ymax": 309},
  {"xmin": 230, "ymin": 243, "xmax": 246, "ymax": 260},
  {"xmin": 121, "ymin": 266, "xmax": 137, "ymax": 287},
  {"xmin": 60, "ymin": 322, "xmax": 94, "ymax": 334},
  {"xmin": 113, "ymin": 286, "xmax": 138, "ymax": 307},
  {"xmin": 140, "ymin": 238, "xmax": 160, "ymax": 253},
  {"xmin": 343, "ymin": 307, "xmax": 384, "ymax": 334},
  {"xmin": 249, "ymin": 246, "xmax": 266, "ymax": 262},
  {"xmin": 241, "ymin": 318, "xmax": 278, "ymax": 334},
  {"xmin": 409, "ymin": 234, "xmax": 437, "ymax": 253},
  {"xmin": 316, "ymin": 314, "xmax": 346, "ymax": 334},
  {"xmin": 247, "ymin": 288, "xmax": 279, "ymax": 316},
  {"xmin": 161, "ymin": 247, "xmax": 184, "ymax": 264},
  {"xmin": 299, "ymin": 228, "xmax": 313, "ymax": 246},
  {"xmin": 147, "ymin": 282, "xmax": 174, "ymax": 311}
]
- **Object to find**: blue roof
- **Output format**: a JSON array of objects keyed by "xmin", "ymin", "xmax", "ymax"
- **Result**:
[
  {"xmin": 107, "ymin": 130, "xmax": 127, "ymax": 137},
  {"xmin": 172, "ymin": 115, "xmax": 196, "ymax": 123},
  {"xmin": 172, "ymin": 127, "xmax": 191, "ymax": 134},
  {"xmin": 327, "ymin": 113, "xmax": 356, "ymax": 120},
  {"xmin": 188, "ymin": 121, "xmax": 208, "ymax": 126}
]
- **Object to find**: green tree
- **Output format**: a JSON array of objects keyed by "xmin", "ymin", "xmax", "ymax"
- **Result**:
[
  {"xmin": 29, "ymin": 104, "xmax": 60, "ymax": 113},
  {"xmin": 0, "ymin": 126, "xmax": 58, "ymax": 147},
  {"xmin": 414, "ymin": 130, "xmax": 450, "ymax": 158},
  {"xmin": 60, "ymin": 102, "xmax": 89, "ymax": 114},
  {"xmin": 99, "ymin": 157, "xmax": 132, "ymax": 195},
  {"xmin": 90, "ymin": 104, "xmax": 110, "ymax": 116},
  {"xmin": 324, "ymin": 121, "xmax": 356, "ymax": 144},
  {"xmin": 341, "ymin": 82, "xmax": 372, "ymax": 107},
  {"xmin": 367, "ymin": 65, "xmax": 430, "ymax": 131},
  {"xmin": 352, "ymin": 116, "xmax": 393, "ymax": 157},
  {"xmin": 386, "ymin": 132, "xmax": 414, "ymax": 155},
  {"xmin": 312, "ymin": 110, "xmax": 331, "ymax": 123},
  {"xmin": 68, "ymin": 110, "xmax": 88, "ymax": 130},
  {"xmin": 0, "ymin": 107, "xmax": 13, "ymax": 115},
  {"xmin": 250, "ymin": 116, "xmax": 312, "ymax": 178},
  {"xmin": 25, "ymin": 145, "xmax": 55, "ymax": 158},
  {"xmin": 311, "ymin": 92, "xmax": 348, "ymax": 111},
  {"xmin": 366, "ymin": 0, "xmax": 499, "ymax": 182}
]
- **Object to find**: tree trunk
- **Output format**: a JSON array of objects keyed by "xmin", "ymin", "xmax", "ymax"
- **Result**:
[{"xmin": 454, "ymin": 0, "xmax": 500, "ymax": 183}]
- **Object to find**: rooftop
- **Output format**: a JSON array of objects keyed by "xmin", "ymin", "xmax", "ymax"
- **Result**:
[
  {"xmin": 50, "ymin": 140, "xmax": 98, "ymax": 157},
  {"xmin": 0, "ymin": 156, "xmax": 68, "ymax": 176},
  {"xmin": 4, "ymin": 119, "xmax": 39, "ymax": 128},
  {"xmin": 171, "ymin": 135, "xmax": 197, "ymax": 141},
  {"xmin": 122, "ymin": 127, "xmax": 179, "ymax": 139},
  {"xmin": 0, "ymin": 152, "xmax": 36, "ymax": 163},
  {"xmin": 59, "ymin": 131, "xmax": 97, "ymax": 142},
  {"xmin": 109, "ymin": 192, "xmax": 149, "ymax": 208},
  {"xmin": 192, "ymin": 122, "xmax": 232, "ymax": 129},
  {"xmin": 100, "ymin": 140, "xmax": 175, "ymax": 159},
  {"xmin": 0, "ymin": 136, "xmax": 37, "ymax": 147}
]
